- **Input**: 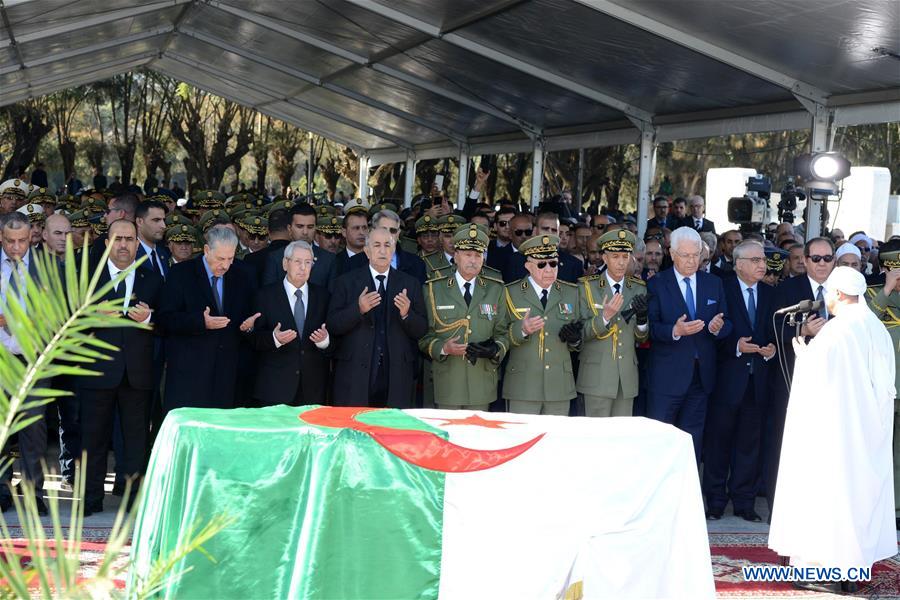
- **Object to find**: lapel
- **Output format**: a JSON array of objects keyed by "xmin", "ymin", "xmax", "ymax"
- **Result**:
[
  {"xmin": 666, "ymin": 269, "xmax": 691, "ymax": 317},
  {"xmin": 545, "ymin": 282, "xmax": 562, "ymax": 316},
  {"xmin": 518, "ymin": 279, "xmax": 545, "ymax": 315},
  {"xmin": 193, "ymin": 257, "xmax": 218, "ymax": 315},
  {"xmin": 731, "ymin": 277, "xmax": 754, "ymax": 332},
  {"xmin": 469, "ymin": 275, "xmax": 488, "ymax": 310},
  {"xmin": 274, "ymin": 281, "xmax": 296, "ymax": 334},
  {"xmin": 304, "ymin": 285, "xmax": 323, "ymax": 338}
]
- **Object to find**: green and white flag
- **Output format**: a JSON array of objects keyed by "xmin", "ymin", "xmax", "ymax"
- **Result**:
[{"xmin": 130, "ymin": 406, "xmax": 713, "ymax": 599}]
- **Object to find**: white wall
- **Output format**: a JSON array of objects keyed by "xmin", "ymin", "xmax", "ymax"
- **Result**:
[{"xmin": 831, "ymin": 167, "xmax": 892, "ymax": 240}]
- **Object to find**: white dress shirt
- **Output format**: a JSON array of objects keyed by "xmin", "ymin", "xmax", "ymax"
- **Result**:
[
  {"xmin": 107, "ymin": 259, "xmax": 152, "ymax": 324},
  {"xmin": 275, "ymin": 277, "xmax": 330, "ymax": 349},
  {"xmin": 671, "ymin": 268, "xmax": 698, "ymax": 341},
  {"xmin": 370, "ymin": 265, "xmax": 389, "ymax": 290},
  {"xmin": 456, "ymin": 271, "xmax": 476, "ymax": 299},
  {"xmin": 0, "ymin": 249, "xmax": 29, "ymax": 354},
  {"xmin": 527, "ymin": 276, "xmax": 550, "ymax": 305},
  {"xmin": 735, "ymin": 278, "xmax": 769, "ymax": 360}
]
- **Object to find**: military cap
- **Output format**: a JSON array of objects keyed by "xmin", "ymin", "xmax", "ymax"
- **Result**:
[
  {"xmin": 198, "ymin": 209, "xmax": 231, "ymax": 232},
  {"xmin": 67, "ymin": 210, "xmax": 91, "ymax": 228},
  {"xmin": 57, "ymin": 193, "xmax": 78, "ymax": 212},
  {"xmin": 27, "ymin": 187, "xmax": 56, "ymax": 206},
  {"xmin": 237, "ymin": 213, "xmax": 268, "ymax": 236},
  {"xmin": 436, "ymin": 213, "xmax": 466, "ymax": 233},
  {"xmin": 415, "ymin": 214, "xmax": 439, "ymax": 234},
  {"xmin": 81, "ymin": 197, "xmax": 108, "ymax": 215},
  {"xmin": 191, "ymin": 189, "xmax": 225, "ymax": 210},
  {"xmin": 165, "ymin": 223, "xmax": 199, "ymax": 244},
  {"xmin": 90, "ymin": 214, "xmax": 108, "ymax": 236},
  {"xmin": 461, "ymin": 222, "xmax": 490, "ymax": 237},
  {"xmin": 765, "ymin": 248, "xmax": 788, "ymax": 272},
  {"xmin": 0, "ymin": 178, "xmax": 29, "ymax": 198},
  {"xmin": 452, "ymin": 223, "xmax": 489, "ymax": 253},
  {"xmin": 878, "ymin": 238, "xmax": 900, "ymax": 270},
  {"xmin": 520, "ymin": 234, "xmax": 560, "ymax": 260},
  {"xmin": 597, "ymin": 228, "xmax": 636, "ymax": 253},
  {"xmin": 316, "ymin": 214, "xmax": 343, "ymax": 234},
  {"xmin": 16, "ymin": 203, "xmax": 46, "ymax": 224},
  {"xmin": 165, "ymin": 212, "xmax": 190, "ymax": 227},
  {"xmin": 315, "ymin": 204, "xmax": 337, "ymax": 218},
  {"xmin": 266, "ymin": 199, "xmax": 294, "ymax": 214},
  {"xmin": 225, "ymin": 192, "xmax": 254, "ymax": 206},
  {"xmin": 146, "ymin": 188, "xmax": 176, "ymax": 203},
  {"xmin": 343, "ymin": 197, "xmax": 369, "ymax": 216},
  {"xmin": 226, "ymin": 200, "xmax": 257, "ymax": 218},
  {"xmin": 368, "ymin": 202, "xmax": 398, "ymax": 218}
]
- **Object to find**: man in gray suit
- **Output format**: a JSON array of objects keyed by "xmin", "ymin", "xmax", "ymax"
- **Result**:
[
  {"xmin": 263, "ymin": 203, "xmax": 336, "ymax": 288},
  {"xmin": 0, "ymin": 212, "xmax": 46, "ymax": 514}
]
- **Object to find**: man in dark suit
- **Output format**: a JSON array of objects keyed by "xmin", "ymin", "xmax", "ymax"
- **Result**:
[
  {"xmin": 243, "ymin": 208, "xmax": 291, "ymax": 285},
  {"xmin": 77, "ymin": 220, "xmax": 163, "ymax": 515},
  {"xmin": 332, "ymin": 209, "xmax": 369, "ymax": 279},
  {"xmin": 345, "ymin": 208, "xmax": 427, "ymax": 285},
  {"xmin": 263, "ymin": 203, "xmax": 335, "ymax": 288},
  {"xmin": 88, "ymin": 192, "xmax": 139, "ymax": 265},
  {"xmin": 645, "ymin": 196, "xmax": 681, "ymax": 232},
  {"xmin": 0, "ymin": 212, "xmax": 47, "ymax": 513},
  {"xmin": 503, "ymin": 212, "xmax": 584, "ymax": 283},
  {"xmin": 647, "ymin": 226, "xmax": 732, "ymax": 462},
  {"xmin": 327, "ymin": 228, "xmax": 427, "ymax": 408},
  {"xmin": 158, "ymin": 225, "xmax": 257, "ymax": 411},
  {"xmin": 683, "ymin": 195, "xmax": 716, "ymax": 233},
  {"xmin": 486, "ymin": 206, "xmax": 516, "ymax": 272},
  {"xmin": 135, "ymin": 200, "xmax": 171, "ymax": 279},
  {"xmin": 703, "ymin": 240, "xmax": 775, "ymax": 523},
  {"xmin": 765, "ymin": 237, "xmax": 834, "ymax": 515},
  {"xmin": 247, "ymin": 240, "xmax": 331, "ymax": 406}
]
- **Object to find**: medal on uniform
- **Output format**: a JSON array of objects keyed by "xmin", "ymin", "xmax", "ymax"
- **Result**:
[
  {"xmin": 479, "ymin": 303, "xmax": 496, "ymax": 321},
  {"xmin": 558, "ymin": 303, "xmax": 573, "ymax": 315}
]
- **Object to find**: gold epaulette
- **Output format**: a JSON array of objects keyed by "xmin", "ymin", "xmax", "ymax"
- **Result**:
[
  {"xmin": 481, "ymin": 275, "xmax": 504, "ymax": 285},
  {"xmin": 557, "ymin": 280, "xmax": 577, "ymax": 288},
  {"xmin": 509, "ymin": 278, "xmax": 527, "ymax": 290},
  {"xmin": 425, "ymin": 274, "xmax": 448, "ymax": 284},
  {"xmin": 578, "ymin": 274, "xmax": 600, "ymax": 283},
  {"xmin": 628, "ymin": 276, "xmax": 646, "ymax": 286}
]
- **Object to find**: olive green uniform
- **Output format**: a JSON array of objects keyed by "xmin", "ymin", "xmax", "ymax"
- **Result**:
[
  {"xmin": 422, "ymin": 251, "xmax": 452, "ymax": 278},
  {"xmin": 502, "ymin": 279, "xmax": 581, "ymax": 414},
  {"xmin": 866, "ymin": 283, "xmax": 900, "ymax": 518},
  {"xmin": 577, "ymin": 274, "xmax": 648, "ymax": 417},
  {"xmin": 419, "ymin": 270, "xmax": 510, "ymax": 410}
]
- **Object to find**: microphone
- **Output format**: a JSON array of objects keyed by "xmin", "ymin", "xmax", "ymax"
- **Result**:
[{"xmin": 774, "ymin": 299, "xmax": 823, "ymax": 315}]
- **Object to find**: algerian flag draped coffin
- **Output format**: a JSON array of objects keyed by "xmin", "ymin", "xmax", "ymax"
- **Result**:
[{"xmin": 129, "ymin": 406, "xmax": 714, "ymax": 599}]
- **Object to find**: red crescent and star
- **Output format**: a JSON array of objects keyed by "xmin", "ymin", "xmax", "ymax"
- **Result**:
[{"xmin": 300, "ymin": 407, "xmax": 543, "ymax": 474}]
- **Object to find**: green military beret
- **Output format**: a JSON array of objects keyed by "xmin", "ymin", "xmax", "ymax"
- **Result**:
[
  {"xmin": 316, "ymin": 214, "xmax": 343, "ymax": 234},
  {"xmin": 436, "ymin": 213, "xmax": 465, "ymax": 233},
  {"xmin": 597, "ymin": 228, "xmax": 636, "ymax": 253},
  {"xmin": 452, "ymin": 223, "xmax": 489, "ymax": 253},
  {"xmin": 198, "ymin": 209, "xmax": 231, "ymax": 232},
  {"xmin": 165, "ymin": 223, "xmax": 199, "ymax": 244},
  {"xmin": 520, "ymin": 234, "xmax": 560, "ymax": 260},
  {"xmin": 27, "ymin": 187, "xmax": 56, "ymax": 206},
  {"xmin": 415, "ymin": 214, "xmax": 439, "ymax": 234},
  {"xmin": 237, "ymin": 213, "xmax": 268, "ymax": 236}
]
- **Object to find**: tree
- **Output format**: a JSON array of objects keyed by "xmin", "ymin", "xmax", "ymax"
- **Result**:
[
  {"xmin": 498, "ymin": 153, "xmax": 528, "ymax": 204},
  {"xmin": 270, "ymin": 120, "xmax": 304, "ymax": 194},
  {"xmin": 167, "ymin": 83, "xmax": 253, "ymax": 189},
  {"xmin": 251, "ymin": 114, "xmax": 272, "ymax": 194},
  {"xmin": 335, "ymin": 147, "xmax": 360, "ymax": 197},
  {"xmin": 140, "ymin": 73, "xmax": 175, "ymax": 188},
  {"xmin": 48, "ymin": 88, "xmax": 86, "ymax": 182},
  {"xmin": 0, "ymin": 99, "xmax": 52, "ymax": 181},
  {"xmin": 320, "ymin": 142, "xmax": 343, "ymax": 199},
  {"xmin": 95, "ymin": 73, "xmax": 142, "ymax": 185}
]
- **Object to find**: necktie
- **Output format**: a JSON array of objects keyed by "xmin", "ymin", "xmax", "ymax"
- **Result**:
[
  {"xmin": 449, "ymin": 256, "xmax": 455, "ymax": 265},
  {"xmin": 293, "ymin": 288, "xmax": 305, "ymax": 335},
  {"xmin": 114, "ymin": 271, "xmax": 122, "ymax": 297},
  {"xmin": 747, "ymin": 287, "xmax": 756, "ymax": 328},
  {"xmin": 683, "ymin": 277, "xmax": 695, "ymax": 319},
  {"xmin": 695, "ymin": 219, "xmax": 701, "ymax": 229},
  {"xmin": 5, "ymin": 259, "xmax": 21, "ymax": 297},
  {"xmin": 150, "ymin": 249, "xmax": 163, "ymax": 277},
  {"xmin": 540, "ymin": 289, "xmax": 548, "ymax": 310},
  {"xmin": 463, "ymin": 282, "xmax": 472, "ymax": 306},
  {"xmin": 816, "ymin": 285, "xmax": 827, "ymax": 319},
  {"xmin": 376, "ymin": 274, "xmax": 386, "ymax": 297},
  {"xmin": 211, "ymin": 275, "xmax": 223, "ymax": 314},
  {"xmin": 613, "ymin": 282, "xmax": 621, "ymax": 295}
]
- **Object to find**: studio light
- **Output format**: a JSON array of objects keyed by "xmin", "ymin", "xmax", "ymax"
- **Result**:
[{"xmin": 794, "ymin": 152, "xmax": 851, "ymax": 183}]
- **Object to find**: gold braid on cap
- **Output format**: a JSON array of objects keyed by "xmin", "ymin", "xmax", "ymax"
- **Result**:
[
  {"xmin": 600, "ymin": 238, "xmax": 634, "ymax": 253},
  {"xmin": 882, "ymin": 259, "xmax": 900, "ymax": 270}
]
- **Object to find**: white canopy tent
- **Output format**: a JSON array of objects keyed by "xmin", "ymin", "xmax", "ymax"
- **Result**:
[{"xmin": 1, "ymin": 0, "xmax": 898, "ymax": 236}]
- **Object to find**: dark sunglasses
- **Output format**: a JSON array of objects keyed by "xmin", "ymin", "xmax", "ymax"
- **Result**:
[
  {"xmin": 384, "ymin": 227, "xmax": 400, "ymax": 235},
  {"xmin": 514, "ymin": 228, "xmax": 533, "ymax": 237},
  {"xmin": 535, "ymin": 260, "xmax": 558, "ymax": 269},
  {"xmin": 858, "ymin": 246, "xmax": 871, "ymax": 252},
  {"xmin": 807, "ymin": 254, "xmax": 834, "ymax": 263},
  {"xmin": 249, "ymin": 234, "xmax": 267, "ymax": 241}
]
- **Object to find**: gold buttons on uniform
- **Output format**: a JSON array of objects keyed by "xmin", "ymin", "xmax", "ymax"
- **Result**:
[{"xmin": 545, "ymin": 365, "xmax": 550, "ymax": 370}]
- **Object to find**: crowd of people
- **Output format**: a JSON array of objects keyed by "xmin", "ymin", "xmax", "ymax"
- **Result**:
[{"xmin": 0, "ymin": 172, "xmax": 897, "ymax": 560}]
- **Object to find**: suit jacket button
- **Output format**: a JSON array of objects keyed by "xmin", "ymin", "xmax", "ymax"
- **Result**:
[{"xmin": 295, "ymin": 370, "xmax": 300, "ymax": 375}]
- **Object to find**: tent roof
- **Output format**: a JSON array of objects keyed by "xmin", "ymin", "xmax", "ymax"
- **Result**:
[{"xmin": 1, "ymin": 0, "xmax": 898, "ymax": 163}]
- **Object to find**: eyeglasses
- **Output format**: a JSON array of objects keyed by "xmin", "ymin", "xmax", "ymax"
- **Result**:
[
  {"xmin": 737, "ymin": 257, "xmax": 766, "ymax": 265},
  {"xmin": 857, "ymin": 246, "xmax": 871, "ymax": 252},
  {"xmin": 534, "ymin": 260, "xmax": 558, "ymax": 269},
  {"xmin": 383, "ymin": 227, "xmax": 400, "ymax": 235},
  {"xmin": 807, "ymin": 254, "xmax": 834, "ymax": 263},
  {"xmin": 514, "ymin": 229, "xmax": 533, "ymax": 237},
  {"xmin": 674, "ymin": 251, "xmax": 700, "ymax": 261}
]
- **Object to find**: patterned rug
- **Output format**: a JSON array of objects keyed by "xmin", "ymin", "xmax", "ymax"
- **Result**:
[
  {"xmin": 1, "ymin": 526, "xmax": 129, "ymax": 591},
  {"xmin": 711, "ymin": 532, "xmax": 900, "ymax": 598}
]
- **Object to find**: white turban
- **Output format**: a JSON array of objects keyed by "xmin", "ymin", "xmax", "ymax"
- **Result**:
[
  {"xmin": 826, "ymin": 266, "xmax": 867, "ymax": 296},
  {"xmin": 834, "ymin": 243, "xmax": 861, "ymax": 260},
  {"xmin": 848, "ymin": 233, "xmax": 872, "ymax": 248}
]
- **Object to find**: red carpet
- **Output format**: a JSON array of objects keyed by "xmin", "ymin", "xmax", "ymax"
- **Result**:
[
  {"xmin": 711, "ymin": 532, "xmax": 900, "ymax": 598},
  {"xmin": 0, "ymin": 526, "xmax": 128, "ymax": 591}
]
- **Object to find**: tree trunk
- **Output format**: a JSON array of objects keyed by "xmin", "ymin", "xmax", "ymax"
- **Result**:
[
  {"xmin": 58, "ymin": 139, "xmax": 77, "ymax": 182},
  {"xmin": 1, "ymin": 101, "xmax": 52, "ymax": 181}
]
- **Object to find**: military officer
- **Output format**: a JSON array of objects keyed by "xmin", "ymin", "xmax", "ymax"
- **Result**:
[
  {"xmin": 415, "ymin": 214, "xmax": 441, "ymax": 257},
  {"xmin": 0, "ymin": 178, "xmax": 30, "ymax": 214},
  {"xmin": 420, "ymin": 223, "xmax": 510, "ymax": 410},
  {"xmin": 502, "ymin": 235, "xmax": 582, "ymax": 415},
  {"xmin": 315, "ymin": 215, "xmax": 343, "ymax": 254},
  {"xmin": 28, "ymin": 186, "xmax": 57, "ymax": 216},
  {"xmin": 431, "ymin": 223, "xmax": 503, "ymax": 281},
  {"xmin": 422, "ymin": 214, "xmax": 466, "ymax": 277},
  {"xmin": 576, "ymin": 229, "xmax": 649, "ymax": 417},
  {"xmin": 16, "ymin": 203, "xmax": 46, "ymax": 247},
  {"xmin": 864, "ymin": 239, "xmax": 900, "ymax": 529},
  {"xmin": 165, "ymin": 223, "xmax": 200, "ymax": 265}
]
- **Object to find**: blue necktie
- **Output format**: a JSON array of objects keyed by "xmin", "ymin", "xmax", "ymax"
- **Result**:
[
  {"xmin": 683, "ymin": 277, "xmax": 695, "ymax": 319},
  {"xmin": 747, "ymin": 287, "xmax": 756, "ymax": 329}
]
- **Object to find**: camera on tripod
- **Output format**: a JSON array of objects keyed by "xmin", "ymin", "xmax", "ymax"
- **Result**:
[
  {"xmin": 777, "ymin": 178, "xmax": 805, "ymax": 224},
  {"xmin": 727, "ymin": 174, "xmax": 771, "ymax": 232}
]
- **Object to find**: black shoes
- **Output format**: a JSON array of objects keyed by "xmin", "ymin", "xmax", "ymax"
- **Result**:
[
  {"xmin": 0, "ymin": 496, "xmax": 11, "ymax": 512},
  {"xmin": 705, "ymin": 508, "xmax": 724, "ymax": 520},
  {"xmin": 111, "ymin": 481, "xmax": 125, "ymax": 497},
  {"xmin": 83, "ymin": 502, "xmax": 103, "ymax": 517},
  {"xmin": 734, "ymin": 509, "xmax": 763, "ymax": 523}
]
